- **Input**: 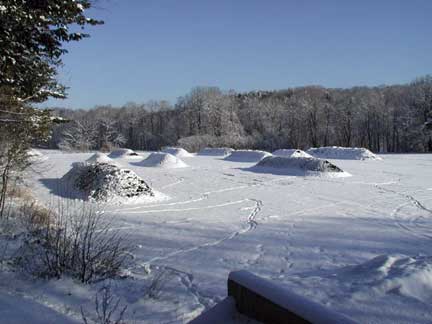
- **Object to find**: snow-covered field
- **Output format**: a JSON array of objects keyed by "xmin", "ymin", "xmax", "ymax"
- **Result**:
[{"xmin": 3, "ymin": 151, "xmax": 432, "ymax": 323}]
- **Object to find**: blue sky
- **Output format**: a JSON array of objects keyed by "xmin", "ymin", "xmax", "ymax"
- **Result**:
[{"xmin": 46, "ymin": 0, "xmax": 432, "ymax": 109}]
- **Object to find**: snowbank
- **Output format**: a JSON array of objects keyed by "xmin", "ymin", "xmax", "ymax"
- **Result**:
[
  {"xmin": 161, "ymin": 147, "xmax": 194, "ymax": 157},
  {"xmin": 108, "ymin": 148, "xmax": 141, "ymax": 159},
  {"xmin": 307, "ymin": 146, "xmax": 382, "ymax": 160},
  {"xmin": 250, "ymin": 156, "xmax": 350, "ymax": 177},
  {"xmin": 272, "ymin": 149, "xmax": 313, "ymax": 158},
  {"xmin": 198, "ymin": 147, "xmax": 234, "ymax": 156},
  {"xmin": 86, "ymin": 152, "xmax": 119, "ymax": 166},
  {"xmin": 0, "ymin": 292, "xmax": 79, "ymax": 324},
  {"xmin": 135, "ymin": 152, "xmax": 189, "ymax": 168},
  {"xmin": 224, "ymin": 150, "xmax": 271, "ymax": 162},
  {"xmin": 62, "ymin": 162, "xmax": 154, "ymax": 203},
  {"xmin": 341, "ymin": 255, "xmax": 432, "ymax": 303}
]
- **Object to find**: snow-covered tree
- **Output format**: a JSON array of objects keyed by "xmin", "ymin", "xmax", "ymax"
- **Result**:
[{"xmin": 0, "ymin": 0, "xmax": 102, "ymax": 217}]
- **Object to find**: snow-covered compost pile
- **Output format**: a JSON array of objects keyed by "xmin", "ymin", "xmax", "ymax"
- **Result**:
[
  {"xmin": 198, "ymin": 147, "xmax": 234, "ymax": 156},
  {"xmin": 135, "ymin": 152, "xmax": 188, "ymax": 168},
  {"xmin": 161, "ymin": 147, "xmax": 194, "ymax": 157},
  {"xmin": 108, "ymin": 148, "xmax": 140, "ymax": 159},
  {"xmin": 27, "ymin": 149, "xmax": 47, "ymax": 162},
  {"xmin": 224, "ymin": 150, "xmax": 271, "ymax": 162},
  {"xmin": 272, "ymin": 149, "xmax": 313, "ymax": 158},
  {"xmin": 86, "ymin": 152, "xmax": 119, "ymax": 166},
  {"xmin": 307, "ymin": 146, "xmax": 382, "ymax": 160},
  {"xmin": 62, "ymin": 161, "xmax": 154, "ymax": 202},
  {"xmin": 251, "ymin": 156, "xmax": 349, "ymax": 176}
]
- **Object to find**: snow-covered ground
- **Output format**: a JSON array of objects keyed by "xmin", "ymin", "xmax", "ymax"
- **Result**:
[{"xmin": 3, "ymin": 151, "xmax": 432, "ymax": 323}]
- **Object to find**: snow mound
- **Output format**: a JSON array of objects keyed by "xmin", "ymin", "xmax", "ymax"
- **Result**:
[
  {"xmin": 306, "ymin": 146, "xmax": 382, "ymax": 160},
  {"xmin": 27, "ymin": 149, "xmax": 47, "ymax": 161},
  {"xmin": 86, "ymin": 152, "xmax": 119, "ymax": 166},
  {"xmin": 341, "ymin": 255, "xmax": 432, "ymax": 303},
  {"xmin": 62, "ymin": 162, "xmax": 154, "ymax": 203},
  {"xmin": 224, "ymin": 150, "xmax": 271, "ymax": 162},
  {"xmin": 161, "ymin": 147, "xmax": 194, "ymax": 157},
  {"xmin": 135, "ymin": 152, "xmax": 188, "ymax": 168},
  {"xmin": 198, "ymin": 147, "xmax": 234, "ymax": 156},
  {"xmin": 108, "ymin": 148, "xmax": 141, "ymax": 159},
  {"xmin": 251, "ymin": 156, "xmax": 349, "ymax": 177},
  {"xmin": 272, "ymin": 149, "xmax": 313, "ymax": 158}
]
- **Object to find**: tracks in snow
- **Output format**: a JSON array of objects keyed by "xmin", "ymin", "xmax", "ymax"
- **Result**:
[
  {"xmin": 129, "ymin": 198, "xmax": 263, "ymax": 312},
  {"xmin": 246, "ymin": 198, "xmax": 261, "ymax": 231},
  {"xmin": 136, "ymin": 198, "xmax": 262, "ymax": 267},
  {"xmin": 109, "ymin": 183, "xmax": 256, "ymax": 214},
  {"xmin": 160, "ymin": 177, "xmax": 185, "ymax": 189},
  {"xmin": 375, "ymin": 183, "xmax": 432, "ymax": 240},
  {"xmin": 114, "ymin": 199, "xmax": 248, "ymax": 214},
  {"xmin": 146, "ymin": 264, "xmax": 215, "ymax": 316},
  {"xmin": 113, "ymin": 173, "xmax": 271, "ymax": 314},
  {"xmin": 110, "ymin": 175, "xmax": 283, "ymax": 214},
  {"xmin": 376, "ymin": 184, "xmax": 432, "ymax": 214}
]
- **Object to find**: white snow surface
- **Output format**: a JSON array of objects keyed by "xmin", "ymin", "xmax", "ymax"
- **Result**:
[
  {"xmin": 272, "ymin": 149, "xmax": 313, "ymax": 158},
  {"xmin": 307, "ymin": 146, "xmax": 382, "ymax": 160},
  {"xmin": 162, "ymin": 147, "xmax": 194, "ymax": 157},
  {"xmin": 135, "ymin": 152, "xmax": 189, "ymax": 168},
  {"xmin": 198, "ymin": 147, "xmax": 234, "ymax": 156},
  {"xmin": 224, "ymin": 150, "xmax": 271, "ymax": 162},
  {"xmin": 3, "ymin": 151, "xmax": 432, "ymax": 323},
  {"xmin": 249, "ymin": 156, "xmax": 351, "ymax": 177}
]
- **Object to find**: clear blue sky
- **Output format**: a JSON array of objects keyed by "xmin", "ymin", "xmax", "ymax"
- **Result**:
[{"xmin": 46, "ymin": 0, "xmax": 432, "ymax": 109}]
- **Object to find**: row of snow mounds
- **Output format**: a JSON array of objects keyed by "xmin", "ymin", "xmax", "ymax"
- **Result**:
[
  {"xmin": 161, "ymin": 147, "xmax": 194, "ymax": 157},
  {"xmin": 252, "ymin": 156, "xmax": 350, "ymax": 177},
  {"xmin": 108, "ymin": 148, "xmax": 141, "ymax": 159},
  {"xmin": 134, "ymin": 152, "xmax": 189, "ymax": 168},
  {"xmin": 224, "ymin": 150, "xmax": 272, "ymax": 162},
  {"xmin": 306, "ymin": 146, "xmax": 382, "ymax": 160},
  {"xmin": 340, "ymin": 254, "xmax": 432, "ymax": 303},
  {"xmin": 272, "ymin": 148, "xmax": 313, "ymax": 158},
  {"xmin": 62, "ymin": 161, "xmax": 154, "ymax": 203},
  {"xmin": 197, "ymin": 147, "xmax": 234, "ymax": 156}
]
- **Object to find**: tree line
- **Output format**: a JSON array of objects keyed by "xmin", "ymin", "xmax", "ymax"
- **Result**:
[{"xmin": 50, "ymin": 76, "xmax": 432, "ymax": 153}]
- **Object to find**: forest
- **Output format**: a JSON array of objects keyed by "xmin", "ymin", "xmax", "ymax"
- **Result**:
[{"xmin": 50, "ymin": 76, "xmax": 432, "ymax": 153}]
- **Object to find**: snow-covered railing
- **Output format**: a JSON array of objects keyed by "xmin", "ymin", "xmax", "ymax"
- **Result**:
[
  {"xmin": 227, "ymin": 270, "xmax": 357, "ymax": 324},
  {"xmin": 189, "ymin": 270, "xmax": 357, "ymax": 323}
]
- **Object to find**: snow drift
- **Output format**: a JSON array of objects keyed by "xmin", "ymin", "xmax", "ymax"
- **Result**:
[
  {"xmin": 161, "ymin": 147, "xmax": 194, "ymax": 157},
  {"xmin": 272, "ymin": 149, "xmax": 313, "ymax": 158},
  {"xmin": 198, "ymin": 147, "xmax": 234, "ymax": 156},
  {"xmin": 340, "ymin": 254, "xmax": 432, "ymax": 303},
  {"xmin": 250, "ymin": 156, "xmax": 349, "ymax": 177},
  {"xmin": 135, "ymin": 152, "xmax": 188, "ymax": 168},
  {"xmin": 307, "ymin": 146, "xmax": 381, "ymax": 160},
  {"xmin": 108, "ymin": 148, "xmax": 140, "ymax": 159},
  {"xmin": 62, "ymin": 162, "xmax": 154, "ymax": 203},
  {"xmin": 86, "ymin": 152, "xmax": 119, "ymax": 166},
  {"xmin": 224, "ymin": 150, "xmax": 271, "ymax": 162}
]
